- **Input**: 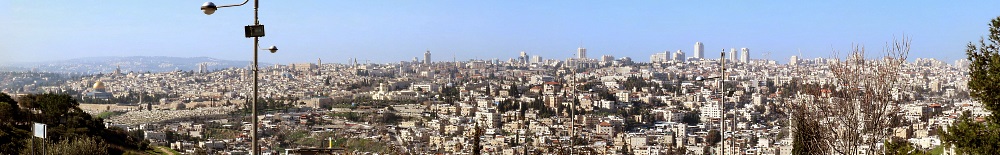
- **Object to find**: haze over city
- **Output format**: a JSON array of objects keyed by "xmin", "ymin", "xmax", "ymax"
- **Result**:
[{"xmin": 4, "ymin": 1, "xmax": 999, "ymax": 64}]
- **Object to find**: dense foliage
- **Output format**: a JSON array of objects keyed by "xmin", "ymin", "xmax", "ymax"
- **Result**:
[
  {"xmin": 681, "ymin": 110, "xmax": 701, "ymax": 126},
  {"xmin": 705, "ymin": 130, "xmax": 721, "ymax": 146},
  {"xmin": 941, "ymin": 16, "xmax": 1000, "ymax": 154},
  {"xmin": 884, "ymin": 138, "xmax": 929, "ymax": 155},
  {"xmin": 0, "ymin": 92, "xmax": 149, "ymax": 155}
]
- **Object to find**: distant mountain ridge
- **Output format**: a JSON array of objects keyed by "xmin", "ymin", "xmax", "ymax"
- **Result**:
[{"xmin": 0, "ymin": 56, "xmax": 267, "ymax": 74}]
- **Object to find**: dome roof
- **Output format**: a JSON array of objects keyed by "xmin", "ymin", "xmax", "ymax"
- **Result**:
[{"xmin": 93, "ymin": 81, "xmax": 106, "ymax": 90}]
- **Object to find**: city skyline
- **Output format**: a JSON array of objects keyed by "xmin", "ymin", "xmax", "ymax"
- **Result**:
[
  {"xmin": 3, "ymin": 0, "xmax": 996, "ymax": 151},
  {"xmin": 4, "ymin": 1, "xmax": 999, "ymax": 64}
]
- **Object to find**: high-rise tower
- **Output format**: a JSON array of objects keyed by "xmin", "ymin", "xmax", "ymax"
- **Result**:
[
  {"xmin": 729, "ymin": 48, "xmax": 737, "ymax": 62},
  {"xmin": 577, "ymin": 47, "xmax": 587, "ymax": 59},
  {"xmin": 519, "ymin": 51, "xmax": 529, "ymax": 64},
  {"xmin": 740, "ymin": 48, "xmax": 750, "ymax": 63},
  {"xmin": 694, "ymin": 42, "xmax": 704, "ymax": 60},
  {"xmin": 424, "ymin": 50, "xmax": 432, "ymax": 64},
  {"xmin": 673, "ymin": 50, "xmax": 685, "ymax": 62},
  {"xmin": 790, "ymin": 55, "xmax": 800, "ymax": 66},
  {"xmin": 114, "ymin": 65, "xmax": 122, "ymax": 75}
]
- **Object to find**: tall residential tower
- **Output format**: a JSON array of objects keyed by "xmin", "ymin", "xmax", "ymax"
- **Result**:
[
  {"xmin": 729, "ymin": 48, "xmax": 737, "ymax": 62},
  {"xmin": 673, "ymin": 50, "xmax": 686, "ymax": 62},
  {"xmin": 424, "ymin": 50, "xmax": 432, "ymax": 64},
  {"xmin": 740, "ymin": 48, "xmax": 750, "ymax": 63},
  {"xmin": 694, "ymin": 42, "xmax": 704, "ymax": 60}
]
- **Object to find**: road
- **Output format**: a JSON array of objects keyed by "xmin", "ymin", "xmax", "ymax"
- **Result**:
[{"xmin": 157, "ymin": 146, "xmax": 177, "ymax": 155}]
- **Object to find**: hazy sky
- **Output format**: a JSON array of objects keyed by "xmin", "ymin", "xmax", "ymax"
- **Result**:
[{"xmin": 3, "ymin": 1, "xmax": 999, "ymax": 64}]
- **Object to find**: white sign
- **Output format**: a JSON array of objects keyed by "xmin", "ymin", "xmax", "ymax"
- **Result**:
[{"xmin": 33, "ymin": 123, "xmax": 46, "ymax": 138}]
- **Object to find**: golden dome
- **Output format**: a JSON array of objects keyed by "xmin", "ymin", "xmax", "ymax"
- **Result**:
[{"xmin": 93, "ymin": 81, "xmax": 106, "ymax": 90}]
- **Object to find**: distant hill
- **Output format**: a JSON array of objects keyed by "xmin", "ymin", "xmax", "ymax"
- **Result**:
[{"xmin": 0, "ymin": 56, "xmax": 269, "ymax": 74}]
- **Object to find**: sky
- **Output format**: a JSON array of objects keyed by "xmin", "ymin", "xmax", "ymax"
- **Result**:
[{"xmin": 3, "ymin": 1, "xmax": 999, "ymax": 64}]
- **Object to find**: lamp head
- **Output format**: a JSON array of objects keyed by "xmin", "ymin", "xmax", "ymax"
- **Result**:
[
  {"xmin": 201, "ymin": 2, "xmax": 218, "ymax": 15},
  {"xmin": 268, "ymin": 46, "xmax": 278, "ymax": 53}
]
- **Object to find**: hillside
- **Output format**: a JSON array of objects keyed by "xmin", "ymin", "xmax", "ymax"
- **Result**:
[{"xmin": 0, "ymin": 56, "xmax": 268, "ymax": 74}]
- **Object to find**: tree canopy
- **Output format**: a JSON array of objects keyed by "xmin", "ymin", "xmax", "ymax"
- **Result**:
[
  {"xmin": 941, "ymin": 16, "xmax": 1000, "ymax": 154},
  {"xmin": 0, "ymin": 92, "xmax": 150, "ymax": 155}
]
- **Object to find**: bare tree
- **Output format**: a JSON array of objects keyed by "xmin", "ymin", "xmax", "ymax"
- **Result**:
[{"xmin": 788, "ymin": 36, "xmax": 910, "ymax": 154}]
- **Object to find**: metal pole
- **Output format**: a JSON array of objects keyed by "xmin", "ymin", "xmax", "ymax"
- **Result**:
[
  {"xmin": 30, "ymin": 124, "xmax": 34, "ymax": 155},
  {"xmin": 251, "ymin": 0, "xmax": 260, "ymax": 154},
  {"xmin": 252, "ymin": 38, "xmax": 259, "ymax": 155},
  {"xmin": 720, "ymin": 50, "xmax": 725, "ymax": 155}
]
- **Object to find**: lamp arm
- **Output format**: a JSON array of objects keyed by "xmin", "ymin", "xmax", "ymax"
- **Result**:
[{"xmin": 217, "ymin": 0, "xmax": 250, "ymax": 8}]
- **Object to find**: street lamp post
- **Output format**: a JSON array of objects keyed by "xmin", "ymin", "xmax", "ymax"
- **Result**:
[
  {"xmin": 697, "ymin": 50, "xmax": 727, "ymax": 154},
  {"xmin": 719, "ymin": 50, "xmax": 726, "ymax": 155},
  {"xmin": 697, "ymin": 75, "xmax": 723, "ymax": 154},
  {"xmin": 201, "ymin": 1, "xmax": 277, "ymax": 155}
]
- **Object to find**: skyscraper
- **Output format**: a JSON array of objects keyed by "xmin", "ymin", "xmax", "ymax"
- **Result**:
[
  {"xmin": 694, "ymin": 42, "xmax": 704, "ymax": 60},
  {"xmin": 197, "ymin": 63, "xmax": 207, "ymax": 73},
  {"xmin": 519, "ymin": 51, "xmax": 529, "ymax": 64},
  {"xmin": 790, "ymin": 55, "xmax": 799, "ymax": 66},
  {"xmin": 672, "ymin": 50, "xmax": 686, "ymax": 62},
  {"xmin": 577, "ymin": 47, "xmax": 587, "ymax": 59},
  {"xmin": 424, "ymin": 50, "xmax": 432, "ymax": 64},
  {"xmin": 729, "ymin": 48, "xmax": 737, "ymax": 62},
  {"xmin": 740, "ymin": 48, "xmax": 750, "ymax": 63}
]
